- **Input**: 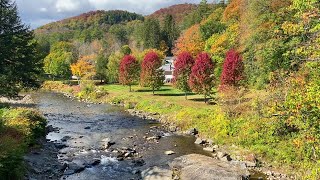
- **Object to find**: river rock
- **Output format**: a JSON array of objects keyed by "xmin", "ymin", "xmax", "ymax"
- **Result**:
[
  {"xmin": 168, "ymin": 126, "xmax": 177, "ymax": 132},
  {"xmin": 84, "ymin": 126, "xmax": 91, "ymax": 130},
  {"xmin": 141, "ymin": 166, "xmax": 172, "ymax": 180},
  {"xmin": 146, "ymin": 136, "xmax": 161, "ymax": 141},
  {"xmin": 132, "ymin": 159, "xmax": 145, "ymax": 166},
  {"xmin": 220, "ymin": 155, "xmax": 232, "ymax": 162},
  {"xmin": 165, "ymin": 151, "xmax": 175, "ymax": 155},
  {"xmin": 64, "ymin": 163, "xmax": 85, "ymax": 175},
  {"xmin": 194, "ymin": 138, "xmax": 205, "ymax": 145},
  {"xmin": 88, "ymin": 159, "xmax": 101, "ymax": 167},
  {"xmin": 244, "ymin": 161, "xmax": 256, "ymax": 167},
  {"xmin": 169, "ymin": 154, "xmax": 250, "ymax": 180},
  {"xmin": 61, "ymin": 136, "xmax": 71, "ymax": 142},
  {"xmin": 100, "ymin": 138, "xmax": 115, "ymax": 149},
  {"xmin": 217, "ymin": 151, "xmax": 227, "ymax": 159},
  {"xmin": 206, "ymin": 139, "xmax": 214, "ymax": 145},
  {"xmin": 185, "ymin": 128, "xmax": 198, "ymax": 135},
  {"xmin": 54, "ymin": 143, "xmax": 68, "ymax": 149},
  {"xmin": 203, "ymin": 147, "xmax": 215, "ymax": 152}
]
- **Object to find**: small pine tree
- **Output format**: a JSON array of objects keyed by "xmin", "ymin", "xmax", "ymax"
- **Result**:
[
  {"xmin": 189, "ymin": 52, "xmax": 215, "ymax": 103},
  {"xmin": 220, "ymin": 49, "xmax": 244, "ymax": 87},
  {"xmin": 140, "ymin": 51, "xmax": 164, "ymax": 95},
  {"xmin": 119, "ymin": 55, "xmax": 140, "ymax": 92},
  {"xmin": 173, "ymin": 52, "xmax": 195, "ymax": 99}
]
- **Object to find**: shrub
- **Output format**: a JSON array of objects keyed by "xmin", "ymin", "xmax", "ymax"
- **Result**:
[
  {"xmin": 0, "ymin": 108, "xmax": 47, "ymax": 179},
  {"xmin": 2, "ymin": 108, "xmax": 47, "ymax": 144}
]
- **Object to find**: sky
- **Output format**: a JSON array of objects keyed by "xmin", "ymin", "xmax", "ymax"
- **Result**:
[{"xmin": 15, "ymin": 0, "xmax": 206, "ymax": 28}]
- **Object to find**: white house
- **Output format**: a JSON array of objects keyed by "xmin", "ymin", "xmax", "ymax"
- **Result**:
[{"xmin": 161, "ymin": 57, "xmax": 175, "ymax": 83}]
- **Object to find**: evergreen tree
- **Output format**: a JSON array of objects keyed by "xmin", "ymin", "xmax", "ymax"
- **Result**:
[
  {"xmin": 162, "ymin": 15, "xmax": 178, "ymax": 55},
  {"xmin": 0, "ymin": 0, "xmax": 42, "ymax": 97},
  {"xmin": 143, "ymin": 18, "xmax": 161, "ymax": 49}
]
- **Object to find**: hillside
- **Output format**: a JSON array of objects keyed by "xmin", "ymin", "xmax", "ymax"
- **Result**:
[
  {"xmin": 146, "ymin": 4, "xmax": 197, "ymax": 25},
  {"xmin": 35, "ymin": 10, "xmax": 144, "ymax": 44}
]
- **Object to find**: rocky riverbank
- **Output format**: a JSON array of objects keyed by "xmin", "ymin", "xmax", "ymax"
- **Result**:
[{"xmin": 126, "ymin": 109, "xmax": 293, "ymax": 180}]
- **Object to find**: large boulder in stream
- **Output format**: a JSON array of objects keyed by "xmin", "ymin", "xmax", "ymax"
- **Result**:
[
  {"xmin": 141, "ymin": 166, "xmax": 172, "ymax": 180},
  {"xmin": 169, "ymin": 154, "xmax": 250, "ymax": 180}
]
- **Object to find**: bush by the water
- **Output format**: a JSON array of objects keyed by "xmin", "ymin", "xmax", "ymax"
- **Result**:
[{"xmin": 0, "ymin": 108, "xmax": 47, "ymax": 179}]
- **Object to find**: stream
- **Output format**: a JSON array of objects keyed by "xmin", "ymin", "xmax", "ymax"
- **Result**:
[
  {"xmin": 24, "ymin": 92, "xmax": 266, "ymax": 180},
  {"xmin": 24, "ymin": 92, "xmax": 213, "ymax": 179}
]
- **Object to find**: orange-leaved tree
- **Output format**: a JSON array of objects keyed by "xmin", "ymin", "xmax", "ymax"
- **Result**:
[{"xmin": 173, "ymin": 24, "xmax": 204, "ymax": 57}]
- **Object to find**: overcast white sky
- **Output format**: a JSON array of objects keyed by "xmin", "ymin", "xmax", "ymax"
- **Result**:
[{"xmin": 15, "ymin": 0, "xmax": 208, "ymax": 28}]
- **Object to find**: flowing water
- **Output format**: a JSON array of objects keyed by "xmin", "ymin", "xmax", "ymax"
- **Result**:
[{"xmin": 25, "ymin": 92, "xmax": 266, "ymax": 180}]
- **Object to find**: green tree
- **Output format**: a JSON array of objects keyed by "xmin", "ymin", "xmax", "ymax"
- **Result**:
[
  {"xmin": 0, "ymin": 0, "xmax": 42, "ymax": 97},
  {"xmin": 109, "ymin": 24, "xmax": 128, "ymax": 45},
  {"xmin": 43, "ymin": 42, "xmax": 77, "ymax": 79},
  {"xmin": 107, "ymin": 52, "xmax": 124, "ymax": 83},
  {"xmin": 143, "ymin": 18, "xmax": 161, "ymax": 49},
  {"xmin": 182, "ymin": 0, "xmax": 212, "ymax": 30},
  {"xmin": 95, "ymin": 53, "xmax": 108, "ymax": 83},
  {"xmin": 43, "ymin": 52, "xmax": 73, "ymax": 79},
  {"xmin": 162, "ymin": 15, "xmax": 178, "ymax": 55},
  {"xmin": 120, "ymin": 45, "xmax": 132, "ymax": 55}
]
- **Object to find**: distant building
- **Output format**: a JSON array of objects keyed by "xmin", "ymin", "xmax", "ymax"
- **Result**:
[{"xmin": 161, "ymin": 57, "xmax": 175, "ymax": 83}]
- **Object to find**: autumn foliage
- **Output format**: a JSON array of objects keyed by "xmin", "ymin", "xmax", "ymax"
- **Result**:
[
  {"xmin": 173, "ymin": 24, "xmax": 204, "ymax": 57},
  {"xmin": 119, "ymin": 55, "xmax": 140, "ymax": 91},
  {"xmin": 140, "ymin": 51, "xmax": 164, "ymax": 94},
  {"xmin": 173, "ymin": 52, "xmax": 194, "ymax": 99},
  {"xmin": 220, "ymin": 49, "xmax": 244, "ymax": 87},
  {"xmin": 189, "ymin": 52, "xmax": 215, "ymax": 102},
  {"xmin": 70, "ymin": 55, "xmax": 96, "ymax": 81}
]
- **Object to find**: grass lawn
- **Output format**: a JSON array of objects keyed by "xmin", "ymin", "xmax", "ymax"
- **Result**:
[{"xmin": 102, "ymin": 84, "xmax": 214, "ymax": 109}]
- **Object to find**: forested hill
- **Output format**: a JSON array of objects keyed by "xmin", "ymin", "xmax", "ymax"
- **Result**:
[
  {"xmin": 146, "ymin": 4, "xmax": 197, "ymax": 25},
  {"xmin": 35, "ymin": 10, "xmax": 144, "ymax": 49}
]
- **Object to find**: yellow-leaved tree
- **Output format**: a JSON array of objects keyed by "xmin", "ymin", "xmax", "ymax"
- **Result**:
[{"xmin": 70, "ymin": 55, "xmax": 96, "ymax": 84}]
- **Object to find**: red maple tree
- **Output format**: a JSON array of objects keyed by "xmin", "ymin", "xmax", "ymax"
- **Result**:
[
  {"xmin": 140, "ymin": 51, "xmax": 164, "ymax": 95},
  {"xmin": 173, "ymin": 52, "xmax": 194, "ymax": 99},
  {"xmin": 119, "ymin": 55, "xmax": 140, "ymax": 92},
  {"xmin": 189, "ymin": 52, "xmax": 215, "ymax": 103},
  {"xmin": 220, "ymin": 49, "xmax": 244, "ymax": 87}
]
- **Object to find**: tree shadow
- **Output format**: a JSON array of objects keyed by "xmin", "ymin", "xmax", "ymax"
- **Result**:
[
  {"xmin": 154, "ymin": 92, "xmax": 196, "ymax": 97},
  {"xmin": 189, "ymin": 97, "xmax": 216, "ymax": 105},
  {"xmin": 136, "ymin": 89, "xmax": 171, "ymax": 93}
]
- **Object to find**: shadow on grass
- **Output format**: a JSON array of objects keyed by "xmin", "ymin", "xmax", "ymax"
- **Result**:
[
  {"xmin": 136, "ymin": 89, "xmax": 171, "ymax": 93},
  {"xmin": 189, "ymin": 97, "xmax": 216, "ymax": 105},
  {"xmin": 154, "ymin": 93, "xmax": 196, "ymax": 97}
]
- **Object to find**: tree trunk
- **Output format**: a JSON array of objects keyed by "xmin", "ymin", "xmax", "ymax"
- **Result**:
[
  {"xmin": 185, "ymin": 91, "xmax": 188, "ymax": 100},
  {"xmin": 129, "ymin": 85, "xmax": 132, "ymax": 92},
  {"xmin": 204, "ymin": 94, "xmax": 207, "ymax": 103},
  {"xmin": 152, "ymin": 86, "xmax": 155, "ymax": 95}
]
